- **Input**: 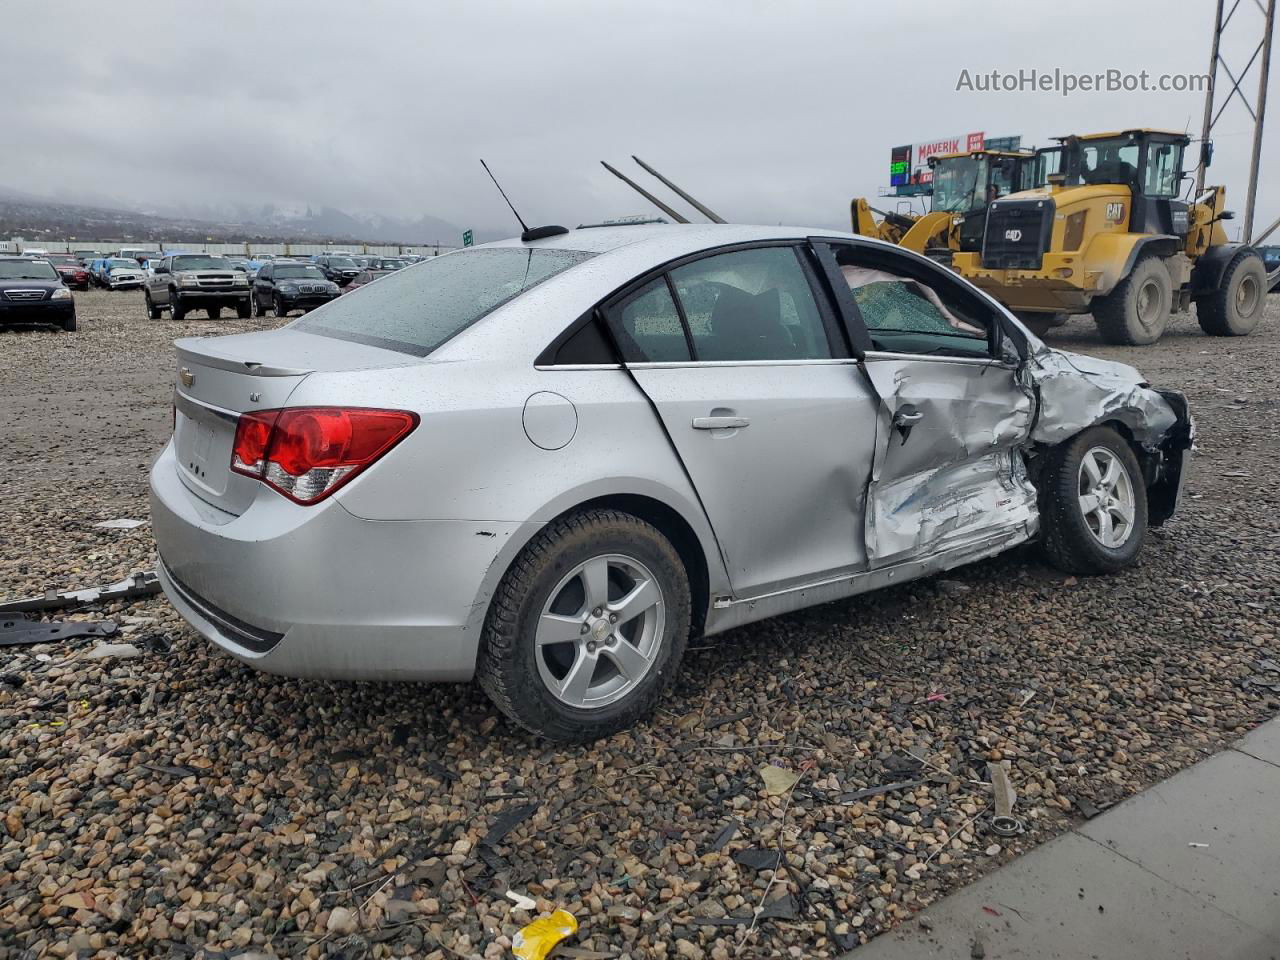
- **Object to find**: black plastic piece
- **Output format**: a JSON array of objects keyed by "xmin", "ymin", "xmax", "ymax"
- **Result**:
[{"xmin": 521, "ymin": 225, "xmax": 570, "ymax": 242}]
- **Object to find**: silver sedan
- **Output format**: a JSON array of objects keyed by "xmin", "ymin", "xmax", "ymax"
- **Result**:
[{"xmin": 149, "ymin": 224, "xmax": 1193, "ymax": 740}]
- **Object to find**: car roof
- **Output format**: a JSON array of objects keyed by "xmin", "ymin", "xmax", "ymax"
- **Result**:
[{"xmin": 477, "ymin": 222, "xmax": 859, "ymax": 259}]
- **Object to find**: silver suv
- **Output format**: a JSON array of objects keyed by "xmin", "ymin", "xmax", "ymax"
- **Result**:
[{"xmin": 144, "ymin": 255, "xmax": 251, "ymax": 321}]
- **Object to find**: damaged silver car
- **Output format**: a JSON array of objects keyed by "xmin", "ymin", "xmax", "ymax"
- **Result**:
[{"xmin": 149, "ymin": 224, "xmax": 1192, "ymax": 741}]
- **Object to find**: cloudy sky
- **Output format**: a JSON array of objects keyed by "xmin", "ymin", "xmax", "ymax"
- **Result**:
[{"xmin": 5, "ymin": 0, "xmax": 1276, "ymax": 240}]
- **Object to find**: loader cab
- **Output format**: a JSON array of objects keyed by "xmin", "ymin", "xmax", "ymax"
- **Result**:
[
  {"xmin": 1057, "ymin": 130, "xmax": 1191, "ymax": 236},
  {"xmin": 1026, "ymin": 146, "xmax": 1063, "ymax": 189},
  {"xmin": 929, "ymin": 150, "xmax": 1035, "ymax": 251}
]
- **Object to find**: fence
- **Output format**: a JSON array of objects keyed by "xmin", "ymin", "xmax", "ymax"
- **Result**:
[{"xmin": 0, "ymin": 238, "xmax": 458, "ymax": 257}]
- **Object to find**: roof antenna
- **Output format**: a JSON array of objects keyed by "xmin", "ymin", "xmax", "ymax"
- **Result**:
[{"xmin": 479, "ymin": 159, "xmax": 568, "ymax": 243}]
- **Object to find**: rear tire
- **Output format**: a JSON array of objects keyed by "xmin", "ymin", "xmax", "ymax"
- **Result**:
[
  {"xmin": 1197, "ymin": 251, "xmax": 1266, "ymax": 337},
  {"xmin": 477, "ymin": 509, "xmax": 691, "ymax": 742},
  {"xmin": 1039, "ymin": 426, "xmax": 1147, "ymax": 575},
  {"xmin": 1093, "ymin": 255, "xmax": 1172, "ymax": 345}
]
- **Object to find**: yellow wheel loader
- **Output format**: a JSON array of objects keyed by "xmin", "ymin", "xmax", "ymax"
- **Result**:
[
  {"xmin": 950, "ymin": 129, "xmax": 1268, "ymax": 344},
  {"xmin": 852, "ymin": 149, "xmax": 1040, "ymax": 258}
]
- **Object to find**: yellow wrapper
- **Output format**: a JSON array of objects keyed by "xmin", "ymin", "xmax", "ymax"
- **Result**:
[{"xmin": 511, "ymin": 909, "xmax": 578, "ymax": 960}]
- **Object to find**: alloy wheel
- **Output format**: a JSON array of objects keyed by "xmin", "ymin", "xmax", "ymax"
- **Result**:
[
  {"xmin": 535, "ymin": 554, "xmax": 665, "ymax": 709},
  {"xmin": 1077, "ymin": 446, "xmax": 1136, "ymax": 549}
]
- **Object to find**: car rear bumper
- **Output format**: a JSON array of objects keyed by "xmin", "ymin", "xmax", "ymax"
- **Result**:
[
  {"xmin": 0, "ymin": 300, "xmax": 74, "ymax": 324},
  {"xmin": 148, "ymin": 440, "xmax": 523, "ymax": 681}
]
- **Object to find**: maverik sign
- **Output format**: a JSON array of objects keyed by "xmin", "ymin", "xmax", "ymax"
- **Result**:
[{"xmin": 890, "ymin": 131, "xmax": 985, "ymax": 195}]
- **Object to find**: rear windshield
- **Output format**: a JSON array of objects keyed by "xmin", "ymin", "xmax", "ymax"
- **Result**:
[{"xmin": 294, "ymin": 248, "xmax": 594, "ymax": 356}]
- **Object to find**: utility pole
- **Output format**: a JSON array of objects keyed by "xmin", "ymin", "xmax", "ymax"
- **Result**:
[{"xmin": 1197, "ymin": 0, "xmax": 1276, "ymax": 241}]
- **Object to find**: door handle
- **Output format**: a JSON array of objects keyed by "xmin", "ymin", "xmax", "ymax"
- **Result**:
[
  {"xmin": 893, "ymin": 408, "xmax": 924, "ymax": 426},
  {"xmin": 892, "ymin": 404, "xmax": 923, "ymax": 444},
  {"xmin": 692, "ymin": 416, "xmax": 750, "ymax": 430}
]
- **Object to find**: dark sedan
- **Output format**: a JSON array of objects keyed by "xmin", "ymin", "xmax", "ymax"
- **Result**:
[
  {"xmin": 0, "ymin": 257, "xmax": 77, "ymax": 331},
  {"xmin": 251, "ymin": 261, "xmax": 340, "ymax": 317}
]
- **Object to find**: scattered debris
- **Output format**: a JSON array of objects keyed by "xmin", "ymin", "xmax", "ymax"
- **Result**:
[
  {"xmin": 707, "ymin": 710, "xmax": 751, "ymax": 729},
  {"xmin": 934, "ymin": 579, "xmax": 972, "ymax": 596},
  {"xmin": 0, "ymin": 571, "xmax": 160, "ymax": 614},
  {"xmin": 1187, "ymin": 842, "xmax": 1209, "ymax": 849},
  {"xmin": 758, "ymin": 763, "xmax": 800, "ymax": 796},
  {"xmin": 94, "ymin": 518, "xmax": 147, "ymax": 530},
  {"xmin": 970, "ymin": 937, "xmax": 986, "ymax": 959},
  {"xmin": 512, "ymin": 909, "xmax": 577, "ymax": 960},
  {"xmin": 85, "ymin": 642, "xmax": 141, "ymax": 661},
  {"xmin": 987, "ymin": 761, "xmax": 1024, "ymax": 836},
  {"xmin": 506, "ymin": 890, "xmax": 537, "ymax": 911},
  {"xmin": 732, "ymin": 848, "xmax": 781, "ymax": 872},
  {"xmin": 1, "ymin": 616, "xmax": 118, "ymax": 647},
  {"xmin": 757, "ymin": 893, "xmax": 799, "ymax": 921},
  {"xmin": 836, "ymin": 778, "xmax": 929, "ymax": 804},
  {"xmin": 981, "ymin": 905, "xmax": 1002, "ymax": 917},
  {"xmin": 708, "ymin": 821, "xmax": 738, "ymax": 852},
  {"xmin": 482, "ymin": 801, "xmax": 538, "ymax": 848}
]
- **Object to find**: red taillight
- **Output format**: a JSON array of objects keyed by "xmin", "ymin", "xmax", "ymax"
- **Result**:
[{"xmin": 230, "ymin": 407, "xmax": 418, "ymax": 504}]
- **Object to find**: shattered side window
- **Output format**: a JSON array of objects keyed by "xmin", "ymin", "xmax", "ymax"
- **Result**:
[{"xmin": 827, "ymin": 245, "xmax": 995, "ymax": 358}]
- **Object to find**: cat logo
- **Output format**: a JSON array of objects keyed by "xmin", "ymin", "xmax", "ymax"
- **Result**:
[
  {"xmin": 1004, "ymin": 229, "xmax": 1023, "ymax": 242},
  {"xmin": 1105, "ymin": 202, "xmax": 1125, "ymax": 222}
]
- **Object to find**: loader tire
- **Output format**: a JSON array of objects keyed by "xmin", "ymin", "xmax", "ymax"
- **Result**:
[
  {"xmin": 1093, "ymin": 255, "xmax": 1172, "ymax": 345},
  {"xmin": 1197, "ymin": 251, "xmax": 1266, "ymax": 337}
]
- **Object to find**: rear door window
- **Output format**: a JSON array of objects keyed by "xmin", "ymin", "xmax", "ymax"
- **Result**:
[
  {"xmin": 294, "ymin": 248, "xmax": 594, "ymax": 356},
  {"xmin": 669, "ymin": 247, "xmax": 833, "ymax": 361}
]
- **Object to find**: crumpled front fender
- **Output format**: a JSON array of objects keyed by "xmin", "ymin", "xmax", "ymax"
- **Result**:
[{"xmin": 1025, "ymin": 347, "xmax": 1181, "ymax": 449}]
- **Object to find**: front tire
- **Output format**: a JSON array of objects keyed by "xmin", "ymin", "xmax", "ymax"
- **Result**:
[
  {"xmin": 208, "ymin": 306, "xmax": 221, "ymax": 319},
  {"xmin": 171, "ymin": 293, "xmax": 186, "ymax": 322},
  {"xmin": 236, "ymin": 298, "xmax": 251, "ymax": 319},
  {"xmin": 1197, "ymin": 251, "xmax": 1266, "ymax": 337},
  {"xmin": 145, "ymin": 291, "xmax": 161, "ymax": 319},
  {"xmin": 61, "ymin": 312, "xmax": 78, "ymax": 333},
  {"xmin": 1093, "ymin": 255, "xmax": 1172, "ymax": 345},
  {"xmin": 477, "ymin": 509, "xmax": 691, "ymax": 741},
  {"xmin": 274, "ymin": 295, "xmax": 288, "ymax": 318},
  {"xmin": 1039, "ymin": 426, "xmax": 1147, "ymax": 575}
]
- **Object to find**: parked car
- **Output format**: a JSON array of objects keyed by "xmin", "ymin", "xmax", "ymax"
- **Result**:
[
  {"xmin": 150, "ymin": 224, "xmax": 1194, "ymax": 741},
  {"xmin": 144, "ymin": 254, "xmax": 252, "ymax": 320},
  {"xmin": 0, "ymin": 256, "xmax": 76, "ymax": 331},
  {"xmin": 44, "ymin": 254, "xmax": 91, "ymax": 289},
  {"xmin": 340, "ymin": 260, "xmax": 408, "ymax": 293},
  {"xmin": 115, "ymin": 248, "xmax": 163, "ymax": 266},
  {"xmin": 103, "ymin": 258, "xmax": 146, "ymax": 290},
  {"xmin": 250, "ymin": 261, "xmax": 339, "ymax": 316},
  {"xmin": 314, "ymin": 254, "xmax": 362, "ymax": 286},
  {"xmin": 1259, "ymin": 244, "xmax": 1280, "ymax": 291},
  {"xmin": 72, "ymin": 249, "xmax": 101, "ymax": 266}
]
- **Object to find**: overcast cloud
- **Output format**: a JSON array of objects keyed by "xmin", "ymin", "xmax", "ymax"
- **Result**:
[{"xmin": 4, "ymin": 0, "xmax": 1275, "ymax": 240}]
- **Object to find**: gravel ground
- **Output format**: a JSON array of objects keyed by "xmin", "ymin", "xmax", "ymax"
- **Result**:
[{"xmin": 1, "ymin": 289, "xmax": 1278, "ymax": 960}]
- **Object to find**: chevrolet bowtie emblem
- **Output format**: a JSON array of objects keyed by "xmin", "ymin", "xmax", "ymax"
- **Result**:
[{"xmin": 179, "ymin": 367, "xmax": 194, "ymax": 387}]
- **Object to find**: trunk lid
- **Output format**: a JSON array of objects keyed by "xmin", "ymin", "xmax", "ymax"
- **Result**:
[{"xmin": 170, "ymin": 328, "xmax": 418, "ymax": 515}]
